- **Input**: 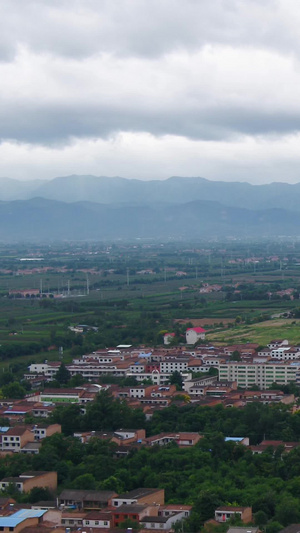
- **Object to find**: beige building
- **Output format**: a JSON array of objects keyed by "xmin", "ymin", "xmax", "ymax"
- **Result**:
[
  {"xmin": 218, "ymin": 362, "xmax": 299, "ymax": 389},
  {"xmin": 0, "ymin": 427, "xmax": 33, "ymax": 453},
  {"xmin": 0, "ymin": 471, "xmax": 57, "ymax": 493},
  {"xmin": 111, "ymin": 488, "xmax": 165, "ymax": 508},
  {"xmin": 0, "ymin": 509, "xmax": 47, "ymax": 533}
]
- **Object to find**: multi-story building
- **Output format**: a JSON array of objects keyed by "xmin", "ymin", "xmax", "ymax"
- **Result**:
[{"xmin": 218, "ymin": 361, "xmax": 300, "ymax": 389}]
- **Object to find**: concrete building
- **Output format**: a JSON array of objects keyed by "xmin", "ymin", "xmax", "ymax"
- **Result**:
[
  {"xmin": 0, "ymin": 471, "xmax": 57, "ymax": 493},
  {"xmin": 218, "ymin": 361, "xmax": 300, "ymax": 389},
  {"xmin": 0, "ymin": 427, "xmax": 33, "ymax": 453},
  {"xmin": 186, "ymin": 327, "xmax": 206, "ymax": 344}
]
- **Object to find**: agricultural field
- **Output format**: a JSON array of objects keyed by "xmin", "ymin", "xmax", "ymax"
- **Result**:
[
  {"xmin": 1, "ymin": 239, "xmax": 300, "ymax": 370},
  {"xmin": 207, "ymin": 318, "xmax": 300, "ymax": 345}
]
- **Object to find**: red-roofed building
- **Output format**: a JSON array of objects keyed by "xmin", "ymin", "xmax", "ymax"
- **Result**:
[{"xmin": 186, "ymin": 327, "xmax": 206, "ymax": 344}]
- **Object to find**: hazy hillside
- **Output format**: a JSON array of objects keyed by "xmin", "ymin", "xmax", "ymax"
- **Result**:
[
  {"xmin": 0, "ymin": 177, "xmax": 45, "ymax": 200},
  {"xmin": 1, "ymin": 175, "xmax": 300, "ymax": 212},
  {"xmin": 0, "ymin": 197, "xmax": 300, "ymax": 241}
]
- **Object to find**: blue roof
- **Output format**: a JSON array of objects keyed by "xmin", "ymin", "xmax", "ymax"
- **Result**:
[
  {"xmin": 4, "ymin": 410, "xmax": 26, "ymax": 415},
  {"xmin": 0, "ymin": 509, "xmax": 46, "ymax": 527},
  {"xmin": 225, "ymin": 437, "xmax": 244, "ymax": 442},
  {"xmin": 0, "ymin": 427, "xmax": 10, "ymax": 433}
]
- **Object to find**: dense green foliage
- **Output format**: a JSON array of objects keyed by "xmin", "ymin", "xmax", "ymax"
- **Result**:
[
  {"xmin": 2, "ymin": 393, "xmax": 300, "ymax": 532},
  {"xmin": 2, "ymin": 408, "xmax": 300, "ymax": 531}
]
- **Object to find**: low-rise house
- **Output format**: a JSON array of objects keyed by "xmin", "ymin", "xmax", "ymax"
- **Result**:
[
  {"xmin": 61, "ymin": 510, "xmax": 86, "ymax": 529},
  {"xmin": 0, "ymin": 508, "xmax": 47, "ymax": 533},
  {"xmin": 214, "ymin": 506, "xmax": 252, "ymax": 523},
  {"xmin": 57, "ymin": 489, "xmax": 117, "ymax": 510},
  {"xmin": 20, "ymin": 442, "xmax": 42, "ymax": 454},
  {"xmin": 158, "ymin": 504, "xmax": 192, "ymax": 517},
  {"xmin": 83, "ymin": 510, "xmax": 112, "ymax": 529},
  {"xmin": 267, "ymin": 339, "xmax": 289, "ymax": 349},
  {"xmin": 0, "ymin": 471, "xmax": 57, "ymax": 493},
  {"xmin": 40, "ymin": 388, "xmax": 84, "ymax": 403},
  {"xmin": 112, "ymin": 504, "xmax": 152, "ymax": 526},
  {"xmin": 111, "ymin": 488, "xmax": 165, "ymax": 507},
  {"xmin": 141, "ymin": 510, "xmax": 187, "ymax": 530},
  {"xmin": 145, "ymin": 432, "xmax": 201, "ymax": 447},
  {"xmin": 33, "ymin": 423, "xmax": 61, "ymax": 440},
  {"xmin": 250, "ymin": 440, "xmax": 300, "ymax": 454},
  {"xmin": 184, "ymin": 376, "xmax": 218, "ymax": 394},
  {"xmin": 74, "ymin": 429, "xmax": 145, "ymax": 446},
  {"xmin": 31, "ymin": 404, "xmax": 56, "ymax": 418},
  {"xmin": 0, "ymin": 427, "xmax": 33, "ymax": 453},
  {"xmin": 186, "ymin": 327, "xmax": 206, "ymax": 344}
]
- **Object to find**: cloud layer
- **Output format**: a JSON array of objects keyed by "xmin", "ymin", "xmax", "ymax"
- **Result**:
[{"xmin": 1, "ymin": 0, "xmax": 300, "ymax": 182}]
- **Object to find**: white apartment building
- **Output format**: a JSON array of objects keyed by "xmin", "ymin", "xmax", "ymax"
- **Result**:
[
  {"xmin": 160, "ymin": 359, "xmax": 189, "ymax": 373},
  {"xmin": 218, "ymin": 362, "xmax": 300, "ymax": 389},
  {"xmin": 28, "ymin": 363, "xmax": 49, "ymax": 374}
]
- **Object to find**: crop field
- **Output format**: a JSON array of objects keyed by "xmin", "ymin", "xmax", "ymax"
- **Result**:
[
  {"xmin": 0, "ymin": 240, "xmax": 300, "ymax": 369},
  {"xmin": 207, "ymin": 318, "xmax": 300, "ymax": 345}
]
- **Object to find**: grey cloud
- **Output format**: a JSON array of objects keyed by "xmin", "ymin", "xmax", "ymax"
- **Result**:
[
  {"xmin": 0, "ymin": 0, "xmax": 298, "ymax": 61},
  {"xmin": 1, "ymin": 100, "xmax": 300, "ymax": 145}
]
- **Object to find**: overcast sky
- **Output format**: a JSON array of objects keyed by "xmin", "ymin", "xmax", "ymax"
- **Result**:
[{"xmin": 1, "ymin": 0, "xmax": 300, "ymax": 183}]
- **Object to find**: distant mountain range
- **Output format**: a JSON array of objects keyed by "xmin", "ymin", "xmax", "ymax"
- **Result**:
[
  {"xmin": 0, "ymin": 175, "xmax": 300, "ymax": 240},
  {"xmin": 1, "ymin": 174, "xmax": 300, "ymax": 211},
  {"xmin": 0, "ymin": 196, "xmax": 300, "ymax": 241}
]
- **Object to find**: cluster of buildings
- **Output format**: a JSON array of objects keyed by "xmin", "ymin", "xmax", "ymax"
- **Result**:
[
  {"xmin": 24, "ymin": 338, "xmax": 300, "ymax": 395},
  {"xmin": 0, "ymin": 423, "xmax": 61, "ymax": 454},
  {"xmin": 0, "ymin": 485, "xmax": 259, "ymax": 533}
]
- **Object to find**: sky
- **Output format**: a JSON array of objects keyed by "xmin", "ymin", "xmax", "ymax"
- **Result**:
[{"xmin": 1, "ymin": 0, "xmax": 300, "ymax": 183}]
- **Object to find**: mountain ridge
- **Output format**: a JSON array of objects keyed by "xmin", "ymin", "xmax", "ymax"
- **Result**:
[
  {"xmin": 0, "ymin": 196, "xmax": 300, "ymax": 241},
  {"xmin": 1, "ymin": 175, "xmax": 300, "ymax": 211}
]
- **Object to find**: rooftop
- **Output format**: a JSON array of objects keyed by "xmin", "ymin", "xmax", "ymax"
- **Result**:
[
  {"xmin": 114, "ymin": 488, "xmax": 163, "ymax": 500},
  {"xmin": 0, "ymin": 509, "xmax": 46, "ymax": 527}
]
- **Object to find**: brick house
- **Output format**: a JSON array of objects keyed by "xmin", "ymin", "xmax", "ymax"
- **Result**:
[{"xmin": 0, "ymin": 471, "xmax": 57, "ymax": 493}]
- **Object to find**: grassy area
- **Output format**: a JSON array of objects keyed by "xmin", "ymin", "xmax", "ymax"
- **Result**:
[{"xmin": 207, "ymin": 318, "xmax": 300, "ymax": 345}]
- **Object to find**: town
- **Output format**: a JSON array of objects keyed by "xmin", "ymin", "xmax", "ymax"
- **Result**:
[{"xmin": 0, "ymin": 330, "xmax": 298, "ymax": 531}]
